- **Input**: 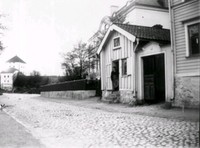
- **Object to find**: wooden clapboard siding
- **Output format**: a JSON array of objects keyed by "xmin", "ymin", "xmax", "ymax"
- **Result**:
[
  {"xmin": 172, "ymin": 0, "xmax": 200, "ymax": 74},
  {"xmin": 172, "ymin": 0, "xmax": 198, "ymax": 6},
  {"xmin": 100, "ymin": 31, "xmax": 135, "ymax": 91}
]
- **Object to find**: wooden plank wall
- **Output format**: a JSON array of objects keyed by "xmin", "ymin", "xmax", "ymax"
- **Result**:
[
  {"xmin": 101, "ymin": 31, "xmax": 134, "ymax": 91},
  {"xmin": 173, "ymin": 0, "xmax": 200, "ymax": 74}
]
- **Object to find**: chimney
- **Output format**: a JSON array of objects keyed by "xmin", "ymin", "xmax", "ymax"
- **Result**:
[
  {"xmin": 153, "ymin": 24, "xmax": 163, "ymax": 29},
  {"xmin": 110, "ymin": 5, "xmax": 119, "ymax": 16}
]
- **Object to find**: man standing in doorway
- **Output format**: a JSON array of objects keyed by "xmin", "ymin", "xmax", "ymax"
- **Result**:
[{"xmin": 111, "ymin": 66, "xmax": 119, "ymax": 91}]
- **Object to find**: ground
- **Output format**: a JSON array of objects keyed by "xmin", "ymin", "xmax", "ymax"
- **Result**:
[
  {"xmin": 0, "ymin": 111, "xmax": 44, "ymax": 148},
  {"xmin": 0, "ymin": 93, "xmax": 199, "ymax": 148}
]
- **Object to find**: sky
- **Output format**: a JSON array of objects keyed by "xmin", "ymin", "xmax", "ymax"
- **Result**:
[{"xmin": 0, "ymin": 0, "xmax": 127, "ymax": 76}]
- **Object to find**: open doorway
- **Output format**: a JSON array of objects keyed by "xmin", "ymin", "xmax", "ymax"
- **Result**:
[
  {"xmin": 111, "ymin": 60, "xmax": 119, "ymax": 91},
  {"xmin": 143, "ymin": 54, "xmax": 165, "ymax": 103}
]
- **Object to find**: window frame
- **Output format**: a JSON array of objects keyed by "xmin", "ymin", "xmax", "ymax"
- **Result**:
[
  {"xmin": 121, "ymin": 58, "xmax": 127, "ymax": 76},
  {"xmin": 113, "ymin": 36, "xmax": 121, "ymax": 50},
  {"xmin": 185, "ymin": 20, "xmax": 200, "ymax": 57}
]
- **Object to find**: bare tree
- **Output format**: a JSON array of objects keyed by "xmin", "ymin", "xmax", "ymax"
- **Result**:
[{"xmin": 61, "ymin": 41, "xmax": 92, "ymax": 81}]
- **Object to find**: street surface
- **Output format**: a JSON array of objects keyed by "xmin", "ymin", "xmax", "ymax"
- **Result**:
[
  {"xmin": 0, "ymin": 94, "xmax": 199, "ymax": 148},
  {"xmin": 0, "ymin": 111, "xmax": 44, "ymax": 148}
]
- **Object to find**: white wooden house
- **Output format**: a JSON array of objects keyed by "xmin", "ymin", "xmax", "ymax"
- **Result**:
[
  {"xmin": 97, "ymin": 23, "xmax": 173, "ymax": 104},
  {"xmin": 88, "ymin": 0, "xmax": 170, "ymax": 80}
]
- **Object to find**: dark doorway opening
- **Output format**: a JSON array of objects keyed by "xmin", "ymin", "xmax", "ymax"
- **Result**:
[
  {"xmin": 111, "ymin": 60, "xmax": 119, "ymax": 91},
  {"xmin": 143, "ymin": 54, "xmax": 165, "ymax": 103}
]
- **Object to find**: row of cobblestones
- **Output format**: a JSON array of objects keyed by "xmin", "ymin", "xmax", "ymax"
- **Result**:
[{"xmin": 0, "ymin": 94, "xmax": 199, "ymax": 148}]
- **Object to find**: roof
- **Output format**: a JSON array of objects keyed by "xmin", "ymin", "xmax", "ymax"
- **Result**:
[
  {"xmin": 7, "ymin": 56, "xmax": 26, "ymax": 64},
  {"xmin": 134, "ymin": 0, "xmax": 168, "ymax": 8},
  {"xmin": 115, "ymin": 23, "xmax": 170, "ymax": 42},
  {"xmin": 1, "ymin": 68, "xmax": 19, "ymax": 74},
  {"xmin": 116, "ymin": 0, "xmax": 168, "ymax": 15},
  {"xmin": 97, "ymin": 23, "xmax": 170, "ymax": 54}
]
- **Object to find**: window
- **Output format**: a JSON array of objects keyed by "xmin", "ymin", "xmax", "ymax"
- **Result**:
[
  {"xmin": 113, "ymin": 37, "xmax": 120, "ymax": 48},
  {"xmin": 122, "ymin": 59, "xmax": 127, "ymax": 76},
  {"xmin": 188, "ymin": 23, "xmax": 200, "ymax": 55},
  {"xmin": 185, "ymin": 21, "xmax": 200, "ymax": 57}
]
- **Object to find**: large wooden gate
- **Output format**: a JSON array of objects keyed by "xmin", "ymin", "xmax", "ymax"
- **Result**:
[{"xmin": 143, "ymin": 54, "xmax": 165, "ymax": 102}]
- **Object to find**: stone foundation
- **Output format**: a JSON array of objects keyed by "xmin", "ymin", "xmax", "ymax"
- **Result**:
[
  {"xmin": 102, "ymin": 90, "xmax": 136, "ymax": 104},
  {"xmin": 41, "ymin": 90, "xmax": 96, "ymax": 100},
  {"xmin": 120, "ymin": 90, "xmax": 136, "ymax": 104},
  {"xmin": 175, "ymin": 76, "xmax": 200, "ymax": 108}
]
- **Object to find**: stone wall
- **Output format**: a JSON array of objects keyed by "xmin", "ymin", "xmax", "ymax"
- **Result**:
[
  {"xmin": 175, "ymin": 76, "xmax": 200, "ymax": 108},
  {"xmin": 41, "ymin": 90, "xmax": 96, "ymax": 100}
]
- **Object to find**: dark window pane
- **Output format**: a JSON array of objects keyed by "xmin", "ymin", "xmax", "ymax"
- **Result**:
[
  {"xmin": 188, "ymin": 23, "xmax": 200, "ymax": 55},
  {"xmin": 114, "ymin": 37, "xmax": 120, "ymax": 47},
  {"xmin": 122, "ymin": 59, "xmax": 127, "ymax": 75}
]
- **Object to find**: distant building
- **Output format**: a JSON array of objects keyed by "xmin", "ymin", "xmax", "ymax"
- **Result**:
[
  {"xmin": 0, "ymin": 55, "xmax": 26, "ymax": 91},
  {"xmin": 0, "ymin": 68, "xmax": 19, "ymax": 91},
  {"xmin": 6, "ymin": 55, "xmax": 26, "ymax": 74}
]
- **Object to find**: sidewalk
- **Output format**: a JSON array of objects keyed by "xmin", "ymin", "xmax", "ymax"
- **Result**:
[
  {"xmin": 0, "ymin": 110, "xmax": 44, "ymax": 148},
  {"xmin": 37, "ymin": 96, "xmax": 199, "ymax": 122}
]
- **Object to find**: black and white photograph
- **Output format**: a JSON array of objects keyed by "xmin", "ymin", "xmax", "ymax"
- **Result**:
[{"xmin": 0, "ymin": 0, "xmax": 199, "ymax": 147}]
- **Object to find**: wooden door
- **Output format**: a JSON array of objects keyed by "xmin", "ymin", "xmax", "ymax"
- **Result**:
[
  {"xmin": 143, "ymin": 54, "xmax": 165, "ymax": 102},
  {"xmin": 143, "ymin": 56, "xmax": 155, "ymax": 101},
  {"xmin": 112, "ymin": 60, "xmax": 119, "ymax": 91}
]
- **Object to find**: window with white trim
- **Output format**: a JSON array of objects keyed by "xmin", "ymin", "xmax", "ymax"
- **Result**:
[
  {"xmin": 185, "ymin": 21, "xmax": 200, "ymax": 57},
  {"xmin": 113, "ymin": 37, "xmax": 120, "ymax": 49},
  {"xmin": 122, "ymin": 59, "xmax": 127, "ymax": 76}
]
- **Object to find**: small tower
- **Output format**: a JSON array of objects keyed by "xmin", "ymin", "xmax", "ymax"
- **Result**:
[{"xmin": 6, "ymin": 55, "xmax": 26, "ymax": 73}]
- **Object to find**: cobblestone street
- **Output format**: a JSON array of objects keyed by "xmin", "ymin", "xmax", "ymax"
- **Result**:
[{"xmin": 0, "ymin": 94, "xmax": 199, "ymax": 148}]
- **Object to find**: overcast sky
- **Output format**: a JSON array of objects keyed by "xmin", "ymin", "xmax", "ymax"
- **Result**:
[{"xmin": 0, "ymin": 0, "xmax": 127, "ymax": 75}]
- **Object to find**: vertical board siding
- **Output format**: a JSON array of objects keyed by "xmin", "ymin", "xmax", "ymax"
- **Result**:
[
  {"xmin": 102, "ymin": 31, "xmax": 135, "ymax": 91},
  {"xmin": 173, "ymin": 0, "xmax": 200, "ymax": 74},
  {"xmin": 100, "ymin": 51, "xmax": 105, "ymax": 90}
]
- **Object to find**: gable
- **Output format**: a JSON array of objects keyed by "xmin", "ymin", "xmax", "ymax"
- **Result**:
[
  {"xmin": 7, "ymin": 56, "xmax": 26, "ymax": 64},
  {"xmin": 97, "ymin": 25, "xmax": 136, "ymax": 54}
]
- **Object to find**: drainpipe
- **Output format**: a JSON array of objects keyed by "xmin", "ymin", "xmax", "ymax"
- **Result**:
[
  {"xmin": 133, "ymin": 38, "xmax": 140, "ymax": 98},
  {"xmin": 168, "ymin": 0, "xmax": 176, "ymax": 102}
]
